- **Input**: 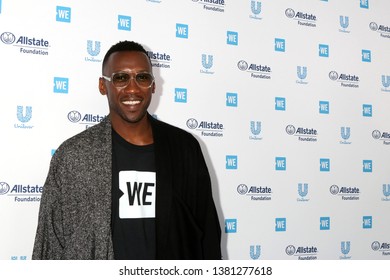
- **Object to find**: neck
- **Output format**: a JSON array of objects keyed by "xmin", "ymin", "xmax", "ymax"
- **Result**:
[{"xmin": 111, "ymin": 115, "xmax": 153, "ymax": 146}]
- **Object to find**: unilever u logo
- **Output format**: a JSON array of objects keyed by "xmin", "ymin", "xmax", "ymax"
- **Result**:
[
  {"xmin": 250, "ymin": 121, "xmax": 261, "ymax": 136},
  {"xmin": 341, "ymin": 241, "xmax": 351, "ymax": 255},
  {"xmin": 297, "ymin": 66, "xmax": 307, "ymax": 80},
  {"xmin": 250, "ymin": 245, "xmax": 261, "ymax": 260},
  {"xmin": 202, "ymin": 54, "xmax": 213, "ymax": 70},
  {"xmin": 341, "ymin": 127, "xmax": 351, "ymax": 140},
  {"xmin": 340, "ymin": 16, "xmax": 349, "ymax": 29},
  {"xmin": 87, "ymin": 40, "xmax": 101, "ymax": 56},
  {"xmin": 383, "ymin": 184, "xmax": 390, "ymax": 197},
  {"xmin": 251, "ymin": 1, "xmax": 261, "ymax": 16},
  {"xmin": 17, "ymin": 106, "xmax": 32, "ymax": 123},
  {"xmin": 298, "ymin": 183, "xmax": 308, "ymax": 198},
  {"xmin": 382, "ymin": 75, "xmax": 390, "ymax": 88}
]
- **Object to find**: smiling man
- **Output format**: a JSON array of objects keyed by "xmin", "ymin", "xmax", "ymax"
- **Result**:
[{"xmin": 32, "ymin": 41, "xmax": 222, "ymax": 260}]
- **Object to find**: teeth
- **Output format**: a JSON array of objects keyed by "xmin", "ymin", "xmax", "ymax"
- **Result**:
[{"xmin": 122, "ymin": 100, "xmax": 141, "ymax": 105}]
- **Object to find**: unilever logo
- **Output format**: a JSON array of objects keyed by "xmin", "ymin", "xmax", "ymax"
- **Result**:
[
  {"xmin": 340, "ymin": 241, "xmax": 351, "ymax": 259},
  {"xmin": 382, "ymin": 75, "xmax": 390, "ymax": 92},
  {"xmin": 250, "ymin": 245, "xmax": 261, "ymax": 260},
  {"xmin": 201, "ymin": 54, "xmax": 214, "ymax": 74},
  {"xmin": 237, "ymin": 60, "xmax": 271, "ymax": 79},
  {"xmin": 383, "ymin": 184, "xmax": 390, "ymax": 201},
  {"xmin": 15, "ymin": 106, "xmax": 33, "ymax": 129},
  {"xmin": 340, "ymin": 126, "xmax": 352, "ymax": 144},
  {"xmin": 186, "ymin": 118, "xmax": 224, "ymax": 137},
  {"xmin": 250, "ymin": 1, "xmax": 262, "ymax": 20},
  {"xmin": 339, "ymin": 16, "xmax": 350, "ymax": 33},
  {"xmin": 250, "ymin": 121, "xmax": 262, "ymax": 140},
  {"xmin": 0, "ymin": 32, "xmax": 16, "ymax": 44},
  {"xmin": 85, "ymin": 40, "xmax": 102, "ymax": 62},
  {"xmin": 296, "ymin": 66, "xmax": 308, "ymax": 84},
  {"xmin": 0, "ymin": 182, "xmax": 11, "ymax": 195},
  {"xmin": 297, "ymin": 183, "xmax": 309, "ymax": 202}
]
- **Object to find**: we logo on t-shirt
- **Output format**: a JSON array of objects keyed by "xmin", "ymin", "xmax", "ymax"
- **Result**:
[{"xmin": 119, "ymin": 171, "xmax": 156, "ymax": 219}]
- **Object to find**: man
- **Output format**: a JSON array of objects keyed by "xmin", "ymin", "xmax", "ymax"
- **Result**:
[{"xmin": 32, "ymin": 41, "xmax": 222, "ymax": 260}]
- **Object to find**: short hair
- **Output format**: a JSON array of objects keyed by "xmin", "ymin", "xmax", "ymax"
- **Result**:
[{"xmin": 102, "ymin": 40, "xmax": 151, "ymax": 72}]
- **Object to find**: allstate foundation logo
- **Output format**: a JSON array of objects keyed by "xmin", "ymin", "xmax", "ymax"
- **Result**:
[
  {"xmin": 192, "ymin": 0, "xmax": 225, "ymax": 13},
  {"xmin": 371, "ymin": 241, "xmax": 390, "ymax": 256},
  {"xmin": 340, "ymin": 126, "xmax": 352, "ymax": 144},
  {"xmin": 369, "ymin": 22, "xmax": 390, "ymax": 39},
  {"xmin": 0, "ymin": 182, "xmax": 10, "ymax": 195},
  {"xmin": 372, "ymin": 129, "xmax": 390, "ymax": 145},
  {"xmin": 1, "ymin": 32, "xmax": 16, "ymax": 44},
  {"xmin": 297, "ymin": 183, "xmax": 309, "ymax": 202},
  {"xmin": 330, "ymin": 184, "xmax": 360, "ymax": 201},
  {"xmin": 296, "ymin": 66, "xmax": 308, "ymax": 84},
  {"xmin": 237, "ymin": 183, "xmax": 272, "ymax": 201},
  {"xmin": 186, "ymin": 118, "xmax": 224, "ymax": 137},
  {"xmin": 340, "ymin": 241, "xmax": 352, "ymax": 259},
  {"xmin": 250, "ymin": 1, "xmax": 262, "ymax": 20},
  {"xmin": 329, "ymin": 70, "xmax": 359, "ymax": 88},
  {"xmin": 15, "ymin": 106, "xmax": 33, "ymax": 129},
  {"xmin": 381, "ymin": 75, "xmax": 390, "ymax": 92},
  {"xmin": 285, "ymin": 124, "xmax": 318, "ymax": 142},
  {"xmin": 200, "ymin": 54, "xmax": 214, "ymax": 74},
  {"xmin": 147, "ymin": 51, "xmax": 172, "ymax": 68},
  {"xmin": 339, "ymin": 16, "xmax": 350, "ymax": 33},
  {"xmin": 285, "ymin": 245, "xmax": 318, "ymax": 260},
  {"xmin": 85, "ymin": 40, "xmax": 102, "ymax": 63},
  {"xmin": 68, "ymin": 110, "xmax": 105, "ymax": 129},
  {"xmin": 1, "ymin": 31, "xmax": 50, "ymax": 55},
  {"xmin": 1, "ymin": 182, "xmax": 43, "ymax": 202},
  {"xmin": 383, "ymin": 184, "xmax": 390, "ymax": 201},
  {"xmin": 237, "ymin": 59, "xmax": 272, "ymax": 80},
  {"xmin": 285, "ymin": 8, "xmax": 317, "ymax": 27},
  {"xmin": 250, "ymin": 121, "xmax": 262, "ymax": 140},
  {"xmin": 250, "ymin": 245, "xmax": 261, "ymax": 260}
]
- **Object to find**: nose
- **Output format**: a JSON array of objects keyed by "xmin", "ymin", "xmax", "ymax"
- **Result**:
[{"xmin": 124, "ymin": 76, "xmax": 140, "ymax": 91}]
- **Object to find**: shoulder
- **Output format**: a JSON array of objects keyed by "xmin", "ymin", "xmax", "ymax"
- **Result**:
[
  {"xmin": 150, "ymin": 115, "xmax": 197, "ymax": 144},
  {"xmin": 54, "ymin": 117, "xmax": 111, "ymax": 158}
]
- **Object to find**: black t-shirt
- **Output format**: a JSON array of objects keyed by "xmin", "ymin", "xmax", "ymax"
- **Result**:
[{"xmin": 111, "ymin": 129, "xmax": 156, "ymax": 260}]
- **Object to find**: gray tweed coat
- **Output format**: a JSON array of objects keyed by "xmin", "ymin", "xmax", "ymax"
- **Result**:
[{"xmin": 32, "ymin": 115, "xmax": 221, "ymax": 259}]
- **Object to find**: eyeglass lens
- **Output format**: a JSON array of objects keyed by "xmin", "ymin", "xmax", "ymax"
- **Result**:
[{"xmin": 112, "ymin": 72, "xmax": 154, "ymax": 88}]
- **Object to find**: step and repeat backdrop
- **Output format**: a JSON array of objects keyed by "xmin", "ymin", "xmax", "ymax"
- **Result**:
[{"xmin": 0, "ymin": 0, "xmax": 389, "ymax": 260}]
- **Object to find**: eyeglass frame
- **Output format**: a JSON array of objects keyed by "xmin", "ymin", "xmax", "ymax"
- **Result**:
[{"xmin": 101, "ymin": 71, "xmax": 155, "ymax": 89}]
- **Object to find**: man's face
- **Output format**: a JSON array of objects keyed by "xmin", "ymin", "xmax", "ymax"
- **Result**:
[{"xmin": 99, "ymin": 51, "xmax": 155, "ymax": 127}]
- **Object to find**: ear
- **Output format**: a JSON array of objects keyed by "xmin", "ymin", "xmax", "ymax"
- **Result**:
[
  {"xmin": 151, "ymin": 81, "xmax": 156, "ymax": 94},
  {"xmin": 99, "ymin": 78, "xmax": 107, "ymax": 95}
]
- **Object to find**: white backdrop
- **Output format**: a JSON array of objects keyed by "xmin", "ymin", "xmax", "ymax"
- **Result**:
[{"xmin": 0, "ymin": 0, "xmax": 390, "ymax": 260}]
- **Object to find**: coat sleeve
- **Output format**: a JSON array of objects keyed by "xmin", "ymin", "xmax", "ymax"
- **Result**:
[
  {"xmin": 32, "ymin": 152, "xmax": 65, "ymax": 260},
  {"xmin": 194, "ymin": 140, "xmax": 222, "ymax": 259}
]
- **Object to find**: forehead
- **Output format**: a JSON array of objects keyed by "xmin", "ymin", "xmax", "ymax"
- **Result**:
[{"xmin": 104, "ymin": 51, "xmax": 152, "ymax": 73}]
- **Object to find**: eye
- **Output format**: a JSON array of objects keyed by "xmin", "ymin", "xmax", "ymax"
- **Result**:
[
  {"xmin": 112, "ymin": 73, "xmax": 130, "ymax": 83},
  {"xmin": 136, "ymin": 73, "xmax": 152, "ymax": 82}
]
